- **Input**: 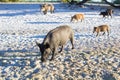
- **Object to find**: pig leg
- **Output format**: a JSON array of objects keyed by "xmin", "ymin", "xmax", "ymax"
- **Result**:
[
  {"xmin": 103, "ymin": 32, "xmax": 105, "ymax": 35},
  {"xmin": 53, "ymin": 10, "xmax": 54, "ymax": 13},
  {"xmin": 96, "ymin": 32, "xmax": 99, "ymax": 37},
  {"xmin": 70, "ymin": 36, "xmax": 74, "ymax": 49},
  {"xmin": 81, "ymin": 18, "xmax": 83, "ymax": 22},
  {"xmin": 51, "ymin": 10, "xmax": 54, "ymax": 13},
  {"xmin": 96, "ymin": 30, "xmax": 100, "ymax": 37},
  {"xmin": 107, "ymin": 29, "xmax": 109, "ymax": 36},
  {"xmin": 59, "ymin": 45, "xmax": 64, "ymax": 53},
  {"xmin": 50, "ymin": 10, "xmax": 52, "ymax": 13},
  {"xmin": 50, "ymin": 48, "xmax": 57, "ymax": 61},
  {"xmin": 110, "ymin": 14, "xmax": 112, "ymax": 18},
  {"xmin": 103, "ymin": 15, "xmax": 105, "ymax": 18}
]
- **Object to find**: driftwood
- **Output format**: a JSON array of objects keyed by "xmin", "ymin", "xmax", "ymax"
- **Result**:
[{"xmin": 67, "ymin": 0, "xmax": 120, "ymax": 8}]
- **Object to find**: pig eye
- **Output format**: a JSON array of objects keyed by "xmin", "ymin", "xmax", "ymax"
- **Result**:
[{"xmin": 45, "ymin": 43, "xmax": 50, "ymax": 49}]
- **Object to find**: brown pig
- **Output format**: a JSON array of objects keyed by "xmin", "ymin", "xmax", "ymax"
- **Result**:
[
  {"xmin": 106, "ymin": 9, "xmax": 114, "ymax": 18},
  {"xmin": 41, "ymin": 3, "xmax": 54, "ymax": 15},
  {"xmin": 36, "ymin": 25, "xmax": 74, "ymax": 62},
  {"xmin": 71, "ymin": 13, "xmax": 84, "ymax": 22},
  {"xmin": 93, "ymin": 24, "xmax": 110, "ymax": 36}
]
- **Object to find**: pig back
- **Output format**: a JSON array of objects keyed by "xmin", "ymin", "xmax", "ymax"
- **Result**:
[
  {"xmin": 98, "ymin": 25, "xmax": 109, "ymax": 31},
  {"xmin": 43, "ymin": 25, "xmax": 74, "ymax": 46}
]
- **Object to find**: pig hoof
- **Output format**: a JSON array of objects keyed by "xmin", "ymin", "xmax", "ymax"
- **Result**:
[
  {"xmin": 72, "ymin": 47, "xmax": 74, "ymax": 49},
  {"xmin": 50, "ymin": 58, "xmax": 54, "ymax": 61}
]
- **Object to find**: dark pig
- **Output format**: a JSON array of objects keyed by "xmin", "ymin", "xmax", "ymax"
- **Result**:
[{"xmin": 99, "ymin": 9, "xmax": 113, "ymax": 18}]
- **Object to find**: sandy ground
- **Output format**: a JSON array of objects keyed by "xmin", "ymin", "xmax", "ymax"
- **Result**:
[{"xmin": 0, "ymin": 3, "xmax": 120, "ymax": 80}]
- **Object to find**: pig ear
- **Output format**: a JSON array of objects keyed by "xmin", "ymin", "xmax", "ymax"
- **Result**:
[{"xmin": 45, "ymin": 43, "xmax": 50, "ymax": 48}]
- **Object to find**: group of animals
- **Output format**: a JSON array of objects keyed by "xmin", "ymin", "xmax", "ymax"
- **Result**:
[
  {"xmin": 40, "ymin": 3, "xmax": 114, "ymax": 18},
  {"xmin": 37, "ymin": 3, "xmax": 112, "ymax": 62}
]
